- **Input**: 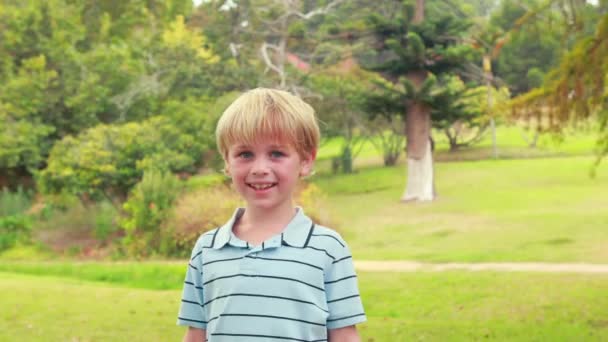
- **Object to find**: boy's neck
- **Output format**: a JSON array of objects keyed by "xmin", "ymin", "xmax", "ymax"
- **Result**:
[{"xmin": 235, "ymin": 201, "xmax": 297, "ymax": 242}]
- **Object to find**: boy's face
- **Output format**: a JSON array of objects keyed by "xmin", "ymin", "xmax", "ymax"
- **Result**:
[{"xmin": 225, "ymin": 138, "xmax": 315, "ymax": 212}]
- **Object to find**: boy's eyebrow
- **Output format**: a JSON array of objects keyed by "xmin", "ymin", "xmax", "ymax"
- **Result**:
[{"xmin": 233, "ymin": 144, "xmax": 251, "ymax": 149}]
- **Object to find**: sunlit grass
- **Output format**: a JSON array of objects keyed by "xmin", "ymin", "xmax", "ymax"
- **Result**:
[
  {"xmin": 312, "ymin": 156, "xmax": 608, "ymax": 262},
  {"xmin": 2, "ymin": 271, "xmax": 606, "ymax": 341}
]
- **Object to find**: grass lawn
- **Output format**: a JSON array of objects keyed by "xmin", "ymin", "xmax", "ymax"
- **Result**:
[
  {"xmin": 1, "ymin": 271, "xmax": 607, "ymax": 341},
  {"xmin": 312, "ymin": 156, "xmax": 608, "ymax": 263}
]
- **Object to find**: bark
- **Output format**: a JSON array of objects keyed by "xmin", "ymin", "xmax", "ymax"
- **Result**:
[
  {"xmin": 403, "ymin": 66, "xmax": 435, "ymax": 201},
  {"xmin": 413, "ymin": 0, "xmax": 425, "ymax": 24}
]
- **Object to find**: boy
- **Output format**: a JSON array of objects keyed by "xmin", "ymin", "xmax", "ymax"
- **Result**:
[{"xmin": 177, "ymin": 88, "xmax": 366, "ymax": 341}]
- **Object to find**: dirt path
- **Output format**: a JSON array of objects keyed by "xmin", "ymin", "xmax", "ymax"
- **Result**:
[{"xmin": 355, "ymin": 261, "xmax": 608, "ymax": 274}]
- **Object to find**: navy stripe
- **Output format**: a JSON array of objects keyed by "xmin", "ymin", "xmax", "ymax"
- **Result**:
[
  {"xmin": 244, "ymin": 256, "xmax": 323, "ymax": 271},
  {"xmin": 189, "ymin": 263, "xmax": 198, "ymax": 271},
  {"xmin": 217, "ymin": 313, "xmax": 326, "ymax": 327},
  {"xmin": 327, "ymin": 313, "xmax": 365, "ymax": 322},
  {"xmin": 303, "ymin": 224, "xmax": 315, "ymax": 247},
  {"xmin": 210, "ymin": 333, "xmax": 326, "ymax": 341},
  {"xmin": 325, "ymin": 275, "xmax": 356, "ymax": 285},
  {"xmin": 190, "ymin": 250, "xmax": 202, "ymax": 261},
  {"xmin": 178, "ymin": 316, "xmax": 207, "ymax": 324},
  {"xmin": 312, "ymin": 234, "xmax": 345, "ymax": 247},
  {"xmin": 184, "ymin": 280, "xmax": 203, "ymax": 290},
  {"xmin": 203, "ymin": 293, "xmax": 328, "ymax": 313},
  {"xmin": 332, "ymin": 255, "xmax": 352, "ymax": 264},
  {"xmin": 204, "ymin": 274, "xmax": 324, "ymax": 292},
  {"xmin": 181, "ymin": 299, "xmax": 202, "ymax": 306},
  {"xmin": 203, "ymin": 256, "xmax": 243, "ymax": 266},
  {"xmin": 305, "ymin": 246, "xmax": 335, "ymax": 260},
  {"xmin": 327, "ymin": 294, "xmax": 360, "ymax": 304},
  {"xmin": 210, "ymin": 228, "xmax": 219, "ymax": 247}
]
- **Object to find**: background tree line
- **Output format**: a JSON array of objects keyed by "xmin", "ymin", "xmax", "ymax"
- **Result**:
[{"xmin": 0, "ymin": 0, "xmax": 606, "ymax": 256}]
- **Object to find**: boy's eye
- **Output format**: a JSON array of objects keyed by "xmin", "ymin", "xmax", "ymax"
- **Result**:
[
  {"xmin": 238, "ymin": 151, "xmax": 253, "ymax": 159},
  {"xmin": 270, "ymin": 150, "xmax": 285, "ymax": 158}
]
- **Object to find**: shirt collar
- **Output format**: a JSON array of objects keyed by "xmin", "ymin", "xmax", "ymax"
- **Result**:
[{"xmin": 211, "ymin": 207, "xmax": 314, "ymax": 249}]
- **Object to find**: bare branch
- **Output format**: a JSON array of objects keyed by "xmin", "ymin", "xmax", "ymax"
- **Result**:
[
  {"xmin": 288, "ymin": 0, "xmax": 344, "ymax": 20},
  {"xmin": 260, "ymin": 41, "xmax": 284, "ymax": 77}
]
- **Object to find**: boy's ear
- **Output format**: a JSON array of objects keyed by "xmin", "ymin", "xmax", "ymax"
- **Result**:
[{"xmin": 299, "ymin": 149, "xmax": 317, "ymax": 177}]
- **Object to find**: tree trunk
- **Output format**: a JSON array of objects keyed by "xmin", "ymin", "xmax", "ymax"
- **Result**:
[
  {"xmin": 402, "ymin": 136, "xmax": 435, "ymax": 201},
  {"xmin": 402, "ymin": 67, "xmax": 435, "ymax": 202}
]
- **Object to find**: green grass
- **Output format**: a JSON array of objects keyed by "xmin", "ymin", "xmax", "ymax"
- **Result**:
[
  {"xmin": 313, "ymin": 156, "xmax": 608, "ymax": 263},
  {"xmin": 1, "ymin": 271, "xmax": 606, "ymax": 341},
  {"xmin": 0, "ymin": 261, "xmax": 185, "ymax": 290}
]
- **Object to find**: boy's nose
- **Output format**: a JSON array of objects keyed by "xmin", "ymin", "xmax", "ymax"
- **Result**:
[{"xmin": 251, "ymin": 158, "xmax": 270, "ymax": 175}]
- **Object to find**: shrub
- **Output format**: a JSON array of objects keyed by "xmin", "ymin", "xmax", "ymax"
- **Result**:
[
  {"xmin": 120, "ymin": 171, "xmax": 183, "ymax": 257},
  {"xmin": 94, "ymin": 201, "xmax": 119, "ymax": 242},
  {"xmin": 38, "ymin": 113, "xmax": 214, "ymax": 201},
  {"xmin": 32, "ymin": 201, "xmax": 104, "ymax": 255},
  {"xmin": 161, "ymin": 185, "xmax": 241, "ymax": 257},
  {"xmin": 0, "ymin": 214, "xmax": 32, "ymax": 251},
  {"xmin": 0, "ymin": 186, "xmax": 32, "ymax": 217},
  {"xmin": 295, "ymin": 182, "xmax": 333, "ymax": 229}
]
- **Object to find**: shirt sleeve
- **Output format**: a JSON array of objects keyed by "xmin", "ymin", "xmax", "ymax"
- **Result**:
[
  {"xmin": 324, "ymin": 242, "xmax": 366, "ymax": 329},
  {"xmin": 177, "ymin": 237, "xmax": 207, "ymax": 329}
]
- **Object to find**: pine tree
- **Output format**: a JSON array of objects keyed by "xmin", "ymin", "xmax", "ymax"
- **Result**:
[{"xmin": 361, "ymin": 0, "xmax": 474, "ymax": 201}]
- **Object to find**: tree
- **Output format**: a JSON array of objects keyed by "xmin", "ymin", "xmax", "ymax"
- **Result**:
[
  {"xmin": 0, "ymin": 55, "xmax": 57, "ymax": 178},
  {"xmin": 360, "ymin": 0, "xmax": 474, "ymax": 201},
  {"xmin": 0, "ymin": 0, "xmax": 230, "ymax": 188},
  {"xmin": 308, "ymin": 64, "xmax": 376, "ymax": 173},
  {"xmin": 490, "ymin": 0, "xmax": 563, "ymax": 95},
  {"xmin": 511, "ymin": 11, "xmax": 608, "ymax": 168}
]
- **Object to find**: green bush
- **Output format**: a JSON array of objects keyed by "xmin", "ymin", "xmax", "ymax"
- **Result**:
[
  {"xmin": 0, "ymin": 186, "xmax": 32, "ymax": 217},
  {"xmin": 0, "ymin": 214, "xmax": 32, "ymax": 251},
  {"xmin": 38, "ymin": 108, "xmax": 216, "ymax": 200},
  {"xmin": 183, "ymin": 173, "xmax": 226, "ymax": 191},
  {"xmin": 120, "ymin": 171, "xmax": 183, "ymax": 257},
  {"xmin": 94, "ymin": 201, "xmax": 119, "ymax": 242}
]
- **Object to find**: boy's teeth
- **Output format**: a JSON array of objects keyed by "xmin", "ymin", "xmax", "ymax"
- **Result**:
[{"xmin": 251, "ymin": 184, "xmax": 273, "ymax": 190}]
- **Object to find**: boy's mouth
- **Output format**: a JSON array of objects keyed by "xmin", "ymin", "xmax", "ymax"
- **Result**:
[{"xmin": 247, "ymin": 183, "xmax": 277, "ymax": 190}]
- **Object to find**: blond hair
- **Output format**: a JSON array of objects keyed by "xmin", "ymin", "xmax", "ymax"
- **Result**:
[{"xmin": 215, "ymin": 88, "xmax": 320, "ymax": 158}]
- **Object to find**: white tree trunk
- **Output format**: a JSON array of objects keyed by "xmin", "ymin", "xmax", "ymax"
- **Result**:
[{"xmin": 402, "ymin": 137, "xmax": 435, "ymax": 202}]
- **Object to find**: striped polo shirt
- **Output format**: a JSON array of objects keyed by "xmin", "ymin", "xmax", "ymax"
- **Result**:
[{"xmin": 177, "ymin": 207, "xmax": 366, "ymax": 341}]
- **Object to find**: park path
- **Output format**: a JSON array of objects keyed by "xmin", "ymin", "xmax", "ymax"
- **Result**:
[{"xmin": 354, "ymin": 261, "xmax": 608, "ymax": 274}]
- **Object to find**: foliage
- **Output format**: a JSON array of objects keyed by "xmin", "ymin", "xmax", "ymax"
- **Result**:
[
  {"xmin": 38, "ymin": 102, "xmax": 216, "ymax": 200},
  {"xmin": 0, "ymin": 55, "xmax": 57, "ymax": 173},
  {"xmin": 0, "ymin": 186, "xmax": 32, "ymax": 217},
  {"xmin": 120, "ymin": 170, "xmax": 183, "ymax": 257},
  {"xmin": 308, "ymin": 67, "xmax": 377, "ymax": 173},
  {"xmin": 162, "ymin": 184, "xmax": 241, "ymax": 257},
  {"xmin": 94, "ymin": 201, "xmax": 119, "ymax": 242},
  {"xmin": 0, "ymin": 0, "xmax": 233, "ymax": 187},
  {"xmin": 294, "ymin": 182, "xmax": 332, "ymax": 228},
  {"xmin": 366, "ymin": 116, "xmax": 405, "ymax": 166},
  {"xmin": 184, "ymin": 173, "xmax": 227, "ymax": 191},
  {"xmin": 0, "ymin": 214, "xmax": 32, "ymax": 252},
  {"xmin": 510, "ymin": 12, "xmax": 608, "ymax": 165}
]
